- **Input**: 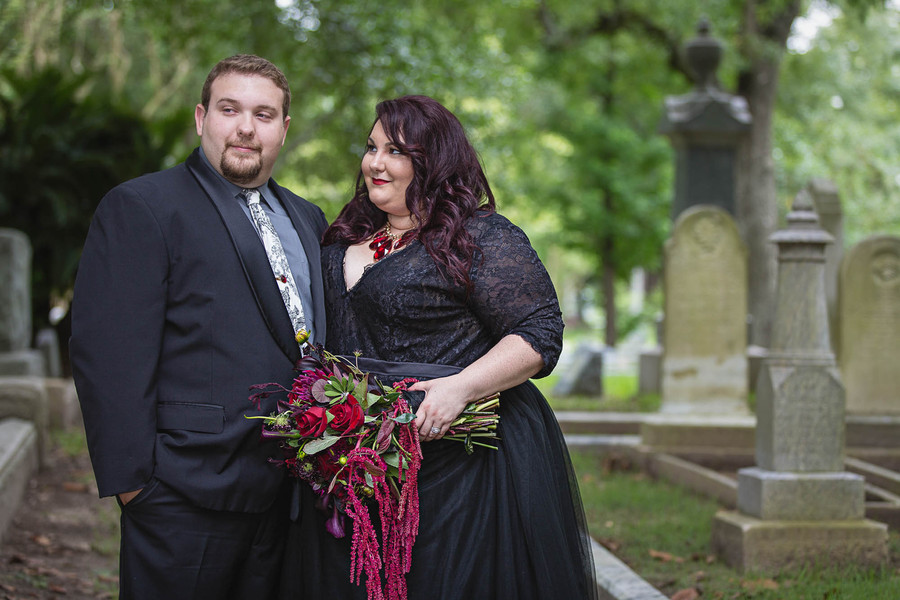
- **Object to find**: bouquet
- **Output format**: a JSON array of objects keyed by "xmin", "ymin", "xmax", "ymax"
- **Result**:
[{"xmin": 248, "ymin": 348, "xmax": 499, "ymax": 600}]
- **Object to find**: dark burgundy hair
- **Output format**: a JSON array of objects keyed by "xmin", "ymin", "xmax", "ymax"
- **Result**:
[{"xmin": 323, "ymin": 95, "xmax": 495, "ymax": 291}]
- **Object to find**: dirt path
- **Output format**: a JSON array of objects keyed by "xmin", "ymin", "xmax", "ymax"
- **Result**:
[{"xmin": 0, "ymin": 436, "xmax": 119, "ymax": 600}]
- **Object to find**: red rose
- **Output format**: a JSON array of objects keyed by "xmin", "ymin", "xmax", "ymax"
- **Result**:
[
  {"xmin": 327, "ymin": 396, "xmax": 365, "ymax": 433},
  {"xmin": 294, "ymin": 405, "xmax": 328, "ymax": 437}
]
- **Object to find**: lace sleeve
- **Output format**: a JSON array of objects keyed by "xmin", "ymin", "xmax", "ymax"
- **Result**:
[{"xmin": 467, "ymin": 213, "xmax": 564, "ymax": 377}]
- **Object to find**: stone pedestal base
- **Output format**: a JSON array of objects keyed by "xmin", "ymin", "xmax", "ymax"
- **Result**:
[
  {"xmin": 641, "ymin": 415, "xmax": 755, "ymax": 454},
  {"xmin": 0, "ymin": 377, "xmax": 49, "ymax": 467},
  {"xmin": 737, "ymin": 467, "xmax": 865, "ymax": 521},
  {"xmin": 712, "ymin": 510, "xmax": 888, "ymax": 573},
  {"xmin": 0, "ymin": 418, "xmax": 39, "ymax": 546}
]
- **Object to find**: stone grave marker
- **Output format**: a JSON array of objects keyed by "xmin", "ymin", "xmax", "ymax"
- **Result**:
[
  {"xmin": 554, "ymin": 342, "xmax": 604, "ymax": 397},
  {"xmin": 0, "ymin": 229, "xmax": 44, "ymax": 376},
  {"xmin": 661, "ymin": 205, "xmax": 748, "ymax": 414},
  {"xmin": 839, "ymin": 235, "xmax": 900, "ymax": 415}
]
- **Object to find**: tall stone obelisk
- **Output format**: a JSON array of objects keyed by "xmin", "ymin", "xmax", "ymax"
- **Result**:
[{"xmin": 711, "ymin": 191, "xmax": 887, "ymax": 572}]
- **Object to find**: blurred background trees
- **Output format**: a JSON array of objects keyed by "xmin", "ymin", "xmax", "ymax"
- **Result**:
[{"xmin": 1, "ymin": 0, "xmax": 897, "ymax": 346}]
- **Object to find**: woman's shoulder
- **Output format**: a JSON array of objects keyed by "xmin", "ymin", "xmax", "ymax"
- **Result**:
[
  {"xmin": 466, "ymin": 211, "xmax": 532, "ymax": 244},
  {"xmin": 466, "ymin": 210, "xmax": 522, "ymax": 234}
]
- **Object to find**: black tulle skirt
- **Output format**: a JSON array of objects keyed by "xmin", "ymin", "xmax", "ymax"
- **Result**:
[{"xmin": 278, "ymin": 358, "xmax": 597, "ymax": 600}]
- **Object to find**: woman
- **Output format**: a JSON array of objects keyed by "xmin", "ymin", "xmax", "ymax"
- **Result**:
[{"xmin": 281, "ymin": 95, "xmax": 597, "ymax": 599}]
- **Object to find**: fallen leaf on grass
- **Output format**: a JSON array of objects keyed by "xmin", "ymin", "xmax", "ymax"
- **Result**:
[
  {"xmin": 649, "ymin": 548, "xmax": 684, "ymax": 563},
  {"xmin": 31, "ymin": 535, "xmax": 52, "ymax": 547},
  {"xmin": 671, "ymin": 588, "xmax": 700, "ymax": 600},
  {"xmin": 62, "ymin": 482, "xmax": 89, "ymax": 493},
  {"xmin": 741, "ymin": 578, "xmax": 779, "ymax": 591},
  {"xmin": 692, "ymin": 570, "xmax": 708, "ymax": 582},
  {"xmin": 48, "ymin": 583, "xmax": 67, "ymax": 594},
  {"xmin": 598, "ymin": 538, "xmax": 621, "ymax": 552}
]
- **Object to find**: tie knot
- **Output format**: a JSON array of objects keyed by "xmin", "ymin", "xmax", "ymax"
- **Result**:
[{"xmin": 242, "ymin": 189, "xmax": 260, "ymax": 205}]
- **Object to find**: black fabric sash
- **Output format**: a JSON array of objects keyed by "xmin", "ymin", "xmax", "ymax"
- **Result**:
[{"xmin": 343, "ymin": 356, "xmax": 463, "ymax": 381}]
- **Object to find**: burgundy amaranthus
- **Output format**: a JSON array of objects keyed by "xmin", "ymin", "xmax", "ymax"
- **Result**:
[{"xmin": 249, "ymin": 348, "xmax": 497, "ymax": 600}]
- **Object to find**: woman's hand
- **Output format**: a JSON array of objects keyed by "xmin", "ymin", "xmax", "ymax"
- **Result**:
[
  {"xmin": 409, "ymin": 374, "xmax": 473, "ymax": 441},
  {"xmin": 409, "ymin": 334, "xmax": 544, "ymax": 442}
]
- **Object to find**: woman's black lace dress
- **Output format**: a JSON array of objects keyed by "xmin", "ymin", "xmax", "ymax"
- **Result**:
[{"xmin": 280, "ymin": 212, "xmax": 597, "ymax": 599}]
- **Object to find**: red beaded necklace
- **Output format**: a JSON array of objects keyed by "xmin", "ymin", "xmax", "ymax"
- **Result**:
[{"xmin": 369, "ymin": 222, "xmax": 415, "ymax": 262}]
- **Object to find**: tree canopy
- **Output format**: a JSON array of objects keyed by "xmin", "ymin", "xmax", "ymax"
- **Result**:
[{"xmin": 1, "ymin": 0, "xmax": 897, "ymax": 343}]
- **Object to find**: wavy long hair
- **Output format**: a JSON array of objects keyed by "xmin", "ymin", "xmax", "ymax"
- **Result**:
[{"xmin": 323, "ymin": 95, "xmax": 495, "ymax": 291}]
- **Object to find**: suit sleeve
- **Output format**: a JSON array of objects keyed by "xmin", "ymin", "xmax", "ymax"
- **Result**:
[{"xmin": 70, "ymin": 185, "xmax": 168, "ymax": 498}]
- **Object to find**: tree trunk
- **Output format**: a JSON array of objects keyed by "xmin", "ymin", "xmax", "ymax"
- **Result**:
[
  {"xmin": 603, "ymin": 252, "xmax": 617, "ymax": 347},
  {"xmin": 736, "ymin": 0, "xmax": 800, "ymax": 347}
]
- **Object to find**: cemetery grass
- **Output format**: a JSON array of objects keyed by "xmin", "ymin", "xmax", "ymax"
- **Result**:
[
  {"xmin": 572, "ymin": 451, "xmax": 900, "ymax": 599},
  {"xmin": 0, "ymin": 429, "xmax": 120, "ymax": 599},
  {"xmin": 537, "ymin": 372, "xmax": 662, "ymax": 412}
]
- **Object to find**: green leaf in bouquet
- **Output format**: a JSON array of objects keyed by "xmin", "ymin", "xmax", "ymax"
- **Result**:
[
  {"xmin": 353, "ymin": 374, "xmax": 370, "ymax": 410},
  {"xmin": 303, "ymin": 435, "xmax": 341, "ymax": 455},
  {"xmin": 392, "ymin": 412, "xmax": 416, "ymax": 424},
  {"xmin": 382, "ymin": 451, "xmax": 399, "ymax": 470}
]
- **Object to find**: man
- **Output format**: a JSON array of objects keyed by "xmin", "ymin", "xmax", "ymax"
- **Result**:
[{"xmin": 70, "ymin": 55, "xmax": 326, "ymax": 599}]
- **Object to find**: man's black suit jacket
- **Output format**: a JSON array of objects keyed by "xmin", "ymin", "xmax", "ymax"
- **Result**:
[{"xmin": 71, "ymin": 148, "xmax": 328, "ymax": 513}]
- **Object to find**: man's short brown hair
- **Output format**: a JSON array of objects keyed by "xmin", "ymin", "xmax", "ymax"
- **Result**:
[{"xmin": 201, "ymin": 54, "xmax": 291, "ymax": 118}]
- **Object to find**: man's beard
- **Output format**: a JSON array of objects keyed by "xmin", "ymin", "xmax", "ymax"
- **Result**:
[{"xmin": 220, "ymin": 147, "xmax": 262, "ymax": 185}]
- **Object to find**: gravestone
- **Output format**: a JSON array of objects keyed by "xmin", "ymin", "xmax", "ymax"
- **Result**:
[
  {"xmin": 807, "ymin": 178, "xmax": 844, "ymax": 352},
  {"xmin": 638, "ymin": 316, "xmax": 663, "ymax": 395},
  {"xmin": 712, "ymin": 191, "xmax": 887, "ymax": 573},
  {"xmin": 658, "ymin": 20, "xmax": 751, "ymax": 220},
  {"xmin": 839, "ymin": 235, "xmax": 900, "ymax": 415},
  {"xmin": 661, "ymin": 205, "xmax": 748, "ymax": 414},
  {"xmin": 0, "ymin": 229, "xmax": 44, "ymax": 376},
  {"xmin": 554, "ymin": 342, "xmax": 604, "ymax": 397},
  {"xmin": 36, "ymin": 327, "xmax": 62, "ymax": 378}
]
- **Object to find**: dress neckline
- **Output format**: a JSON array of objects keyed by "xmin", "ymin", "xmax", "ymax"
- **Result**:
[{"xmin": 341, "ymin": 241, "xmax": 417, "ymax": 294}]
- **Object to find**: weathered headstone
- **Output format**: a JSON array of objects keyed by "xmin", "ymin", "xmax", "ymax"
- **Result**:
[
  {"xmin": 36, "ymin": 327, "xmax": 62, "ymax": 378},
  {"xmin": 661, "ymin": 205, "xmax": 748, "ymax": 414},
  {"xmin": 658, "ymin": 20, "xmax": 751, "ymax": 220},
  {"xmin": 554, "ymin": 342, "xmax": 604, "ymax": 397},
  {"xmin": 0, "ymin": 229, "xmax": 44, "ymax": 376},
  {"xmin": 712, "ymin": 191, "xmax": 887, "ymax": 573},
  {"xmin": 839, "ymin": 235, "xmax": 900, "ymax": 415},
  {"xmin": 807, "ymin": 178, "xmax": 844, "ymax": 352}
]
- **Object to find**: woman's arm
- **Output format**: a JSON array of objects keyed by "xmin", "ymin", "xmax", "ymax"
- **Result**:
[{"xmin": 409, "ymin": 333, "xmax": 543, "ymax": 440}]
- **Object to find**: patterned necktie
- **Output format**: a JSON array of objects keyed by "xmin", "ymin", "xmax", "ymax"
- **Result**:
[{"xmin": 241, "ymin": 189, "xmax": 309, "ymax": 349}]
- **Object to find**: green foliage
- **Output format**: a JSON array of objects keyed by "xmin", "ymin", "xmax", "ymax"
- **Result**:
[
  {"xmin": 777, "ymin": 6, "xmax": 900, "ymax": 244},
  {"xmin": 0, "ymin": 66, "xmax": 179, "ymax": 327},
  {"xmin": 1, "ymin": 0, "xmax": 898, "ymax": 339}
]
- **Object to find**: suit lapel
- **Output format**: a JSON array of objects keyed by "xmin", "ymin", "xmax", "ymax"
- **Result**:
[
  {"xmin": 185, "ymin": 150, "xmax": 300, "ymax": 363},
  {"xmin": 270, "ymin": 182, "xmax": 326, "ymax": 345}
]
